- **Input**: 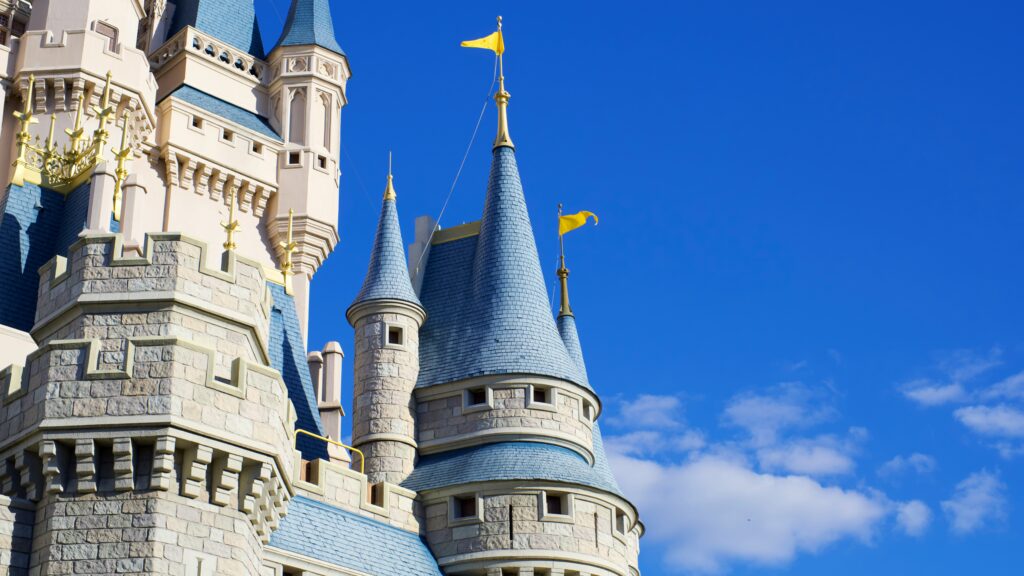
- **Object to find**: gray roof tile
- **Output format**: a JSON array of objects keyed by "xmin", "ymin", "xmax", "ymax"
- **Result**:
[
  {"xmin": 276, "ymin": 0, "xmax": 345, "ymax": 55},
  {"xmin": 350, "ymin": 196, "xmax": 421, "ymax": 309}
]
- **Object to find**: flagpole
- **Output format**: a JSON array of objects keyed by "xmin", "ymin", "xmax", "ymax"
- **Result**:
[{"xmin": 557, "ymin": 203, "xmax": 572, "ymax": 317}]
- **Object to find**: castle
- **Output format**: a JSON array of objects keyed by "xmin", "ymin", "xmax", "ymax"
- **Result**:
[{"xmin": 0, "ymin": 1, "xmax": 642, "ymax": 574}]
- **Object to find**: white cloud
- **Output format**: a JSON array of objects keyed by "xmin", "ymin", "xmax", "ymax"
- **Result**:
[
  {"xmin": 609, "ymin": 451, "xmax": 889, "ymax": 573},
  {"xmin": 939, "ymin": 348, "xmax": 1002, "ymax": 382},
  {"xmin": 982, "ymin": 370, "xmax": 1024, "ymax": 401},
  {"xmin": 604, "ymin": 429, "xmax": 706, "ymax": 458},
  {"xmin": 877, "ymin": 453, "xmax": 937, "ymax": 478},
  {"xmin": 610, "ymin": 394, "xmax": 685, "ymax": 429},
  {"xmin": 896, "ymin": 500, "xmax": 932, "ymax": 537},
  {"xmin": 941, "ymin": 470, "xmax": 1007, "ymax": 535},
  {"xmin": 900, "ymin": 380, "xmax": 968, "ymax": 407},
  {"xmin": 756, "ymin": 434, "xmax": 860, "ymax": 477},
  {"xmin": 953, "ymin": 404, "xmax": 1024, "ymax": 438},
  {"xmin": 722, "ymin": 383, "xmax": 835, "ymax": 445}
]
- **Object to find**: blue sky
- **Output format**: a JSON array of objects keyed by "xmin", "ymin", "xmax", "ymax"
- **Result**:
[{"xmin": 255, "ymin": 1, "xmax": 1024, "ymax": 574}]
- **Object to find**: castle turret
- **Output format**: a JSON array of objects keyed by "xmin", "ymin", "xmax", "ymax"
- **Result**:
[
  {"xmin": 347, "ymin": 167, "xmax": 425, "ymax": 485},
  {"xmin": 267, "ymin": 0, "xmax": 350, "ymax": 342}
]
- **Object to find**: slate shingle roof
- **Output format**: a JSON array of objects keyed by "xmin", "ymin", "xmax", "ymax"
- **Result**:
[
  {"xmin": 557, "ymin": 313, "xmax": 590, "ymax": 388},
  {"xmin": 268, "ymin": 284, "xmax": 327, "ymax": 460},
  {"xmin": 416, "ymin": 146, "xmax": 588, "ymax": 391},
  {"xmin": 168, "ymin": 0, "xmax": 265, "ymax": 58},
  {"xmin": 163, "ymin": 85, "xmax": 281, "ymax": 141},
  {"xmin": 276, "ymin": 0, "xmax": 345, "ymax": 56},
  {"xmin": 402, "ymin": 438, "xmax": 624, "ymax": 498},
  {"xmin": 350, "ymin": 196, "xmax": 421, "ymax": 309},
  {"xmin": 270, "ymin": 496, "xmax": 442, "ymax": 576}
]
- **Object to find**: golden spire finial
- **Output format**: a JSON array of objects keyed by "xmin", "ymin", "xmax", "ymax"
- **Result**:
[
  {"xmin": 493, "ymin": 15, "xmax": 514, "ymax": 149},
  {"xmin": 92, "ymin": 71, "xmax": 115, "ymax": 150},
  {"xmin": 221, "ymin": 186, "xmax": 240, "ymax": 251},
  {"xmin": 383, "ymin": 150, "xmax": 397, "ymax": 200},
  {"xmin": 111, "ymin": 112, "xmax": 132, "ymax": 222},
  {"xmin": 278, "ymin": 208, "xmax": 298, "ymax": 276},
  {"xmin": 557, "ymin": 203, "xmax": 572, "ymax": 317}
]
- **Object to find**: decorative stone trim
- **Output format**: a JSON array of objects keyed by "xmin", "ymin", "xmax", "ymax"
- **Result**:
[
  {"xmin": 74, "ymin": 438, "xmax": 96, "ymax": 494},
  {"xmin": 181, "ymin": 443, "xmax": 213, "ymax": 498},
  {"xmin": 151, "ymin": 436, "xmax": 176, "ymax": 491},
  {"xmin": 112, "ymin": 437, "xmax": 133, "ymax": 492}
]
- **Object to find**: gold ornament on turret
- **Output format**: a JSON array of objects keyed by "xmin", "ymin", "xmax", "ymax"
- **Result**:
[
  {"xmin": 461, "ymin": 16, "xmax": 514, "ymax": 149},
  {"xmin": 278, "ymin": 209, "xmax": 298, "ymax": 277},
  {"xmin": 9, "ymin": 71, "xmax": 124, "ymax": 195},
  {"xmin": 111, "ymin": 112, "xmax": 132, "ymax": 223},
  {"xmin": 221, "ymin": 185, "xmax": 240, "ymax": 251}
]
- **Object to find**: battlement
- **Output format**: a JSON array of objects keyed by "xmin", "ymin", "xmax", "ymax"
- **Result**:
[{"xmin": 34, "ymin": 233, "xmax": 273, "ymax": 359}]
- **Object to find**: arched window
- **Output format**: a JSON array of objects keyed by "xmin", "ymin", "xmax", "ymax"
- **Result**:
[
  {"xmin": 288, "ymin": 89, "xmax": 306, "ymax": 145},
  {"xmin": 320, "ymin": 93, "xmax": 332, "ymax": 151}
]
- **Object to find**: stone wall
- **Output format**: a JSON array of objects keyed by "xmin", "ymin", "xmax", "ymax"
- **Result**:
[
  {"xmin": 0, "ymin": 495, "xmax": 33, "ymax": 575},
  {"xmin": 350, "ymin": 307, "xmax": 421, "ymax": 485},
  {"xmin": 416, "ymin": 380, "xmax": 596, "ymax": 461},
  {"xmin": 293, "ymin": 458, "xmax": 421, "ymax": 533},
  {"xmin": 423, "ymin": 485, "xmax": 640, "ymax": 576}
]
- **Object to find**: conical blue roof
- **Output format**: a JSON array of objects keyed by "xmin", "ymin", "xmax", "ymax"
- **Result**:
[
  {"xmin": 462, "ymin": 146, "xmax": 586, "ymax": 387},
  {"xmin": 276, "ymin": 0, "xmax": 345, "ymax": 56},
  {"xmin": 168, "ymin": 0, "xmax": 265, "ymax": 58},
  {"xmin": 557, "ymin": 313, "xmax": 590, "ymax": 387},
  {"xmin": 350, "ymin": 194, "xmax": 420, "ymax": 310}
]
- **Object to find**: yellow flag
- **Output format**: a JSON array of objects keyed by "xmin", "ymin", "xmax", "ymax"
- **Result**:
[
  {"xmin": 461, "ymin": 30, "xmax": 504, "ymax": 55},
  {"xmin": 559, "ymin": 211, "xmax": 599, "ymax": 236}
]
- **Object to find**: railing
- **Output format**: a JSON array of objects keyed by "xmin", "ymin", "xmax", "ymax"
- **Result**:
[{"xmin": 294, "ymin": 429, "xmax": 365, "ymax": 475}]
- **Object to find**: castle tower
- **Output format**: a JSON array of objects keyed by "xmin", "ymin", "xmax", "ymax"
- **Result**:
[
  {"xmin": 266, "ymin": 0, "xmax": 350, "ymax": 342},
  {"xmin": 347, "ymin": 167, "xmax": 426, "ymax": 485},
  {"xmin": 405, "ymin": 24, "xmax": 643, "ymax": 574}
]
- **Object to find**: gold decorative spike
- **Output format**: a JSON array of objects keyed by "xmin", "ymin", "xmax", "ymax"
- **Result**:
[
  {"xmin": 221, "ymin": 185, "xmax": 240, "ymax": 251},
  {"xmin": 383, "ymin": 151, "xmax": 396, "ymax": 200},
  {"xmin": 92, "ymin": 71, "xmax": 115, "ymax": 149},
  {"xmin": 9, "ymin": 71, "xmax": 124, "ymax": 192},
  {"xmin": 10, "ymin": 74, "xmax": 39, "ymax": 186},
  {"xmin": 66, "ymin": 94, "xmax": 86, "ymax": 153},
  {"xmin": 557, "ymin": 203, "xmax": 572, "ymax": 317},
  {"xmin": 493, "ymin": 16, "xmax": 514, "ymax": 150},
  {"xmin": 278, "ymin": 209, "xmax": 298, "ymax": 277},
  {"xmin": 111, "ymin": 112, "xmax": 132, "ymax": 222}
]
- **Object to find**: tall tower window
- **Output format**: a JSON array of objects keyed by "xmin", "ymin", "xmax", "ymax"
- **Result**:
[
  {"xmin": 289, "ymin": 90, "xmax": 306, "ymax": 145},
  {"xmin": 95, "ymin": 21, "xmax": 118, "ymax": 52},
  {"xmin": 321, "ymin": 93, "xmax": 332, "ymax": 150}
]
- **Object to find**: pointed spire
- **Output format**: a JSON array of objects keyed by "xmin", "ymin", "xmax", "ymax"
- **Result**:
[
  {"xmin": 383, "ymin": 151, "xmax": 396, "ymax": 201},
  {"xmin": 493, "ymin": 16, "xmax": 514, "ymax": 150},
  {"xmin": 277, "ymin": 0, "xmax": 345, "ymax": 56},
  {"xmin": 349, "ymin": 160, "xmax": 421, "ymax": 311}
]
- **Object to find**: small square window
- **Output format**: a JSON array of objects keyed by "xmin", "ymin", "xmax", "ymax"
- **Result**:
[
  {"xmin": 467, "ymin": 388, "xmax": 487, "ymax": 406},
  {"xmin": 288, "ymin": 151, "xmax": 301, "ymax": 165},
  {"xmin": 546, "ymin": 493, "xmax": 565, "ymax": 515},
  {"xmin": 222, "ymin": 129, "xmax": 234, "ymax": 142},
  {"xmin": 387, "ymin": 326, "xmax": 403, "ymax": 345},
  {"xmin": 191, "ymin": 116, "xmax": 203, "ymax": 129},
  {"xmin": 317, "ymin": 155, "xmax": 328, "ymax": 169},
  {"xmin": 533, "ymin": 387, "xmax": 550, "ymax": 404},
  {"xmin": 251, "ymin": 141, "xmax": 263, "ymax": 154},
  {"xmin": 453, "ymin": 495, "xmax": 476, "ymax": 519}
]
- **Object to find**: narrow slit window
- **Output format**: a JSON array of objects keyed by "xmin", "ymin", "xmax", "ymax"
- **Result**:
[{"xmin": 369, "ymin": 482, "xmax": 385, "ymax": 507}]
